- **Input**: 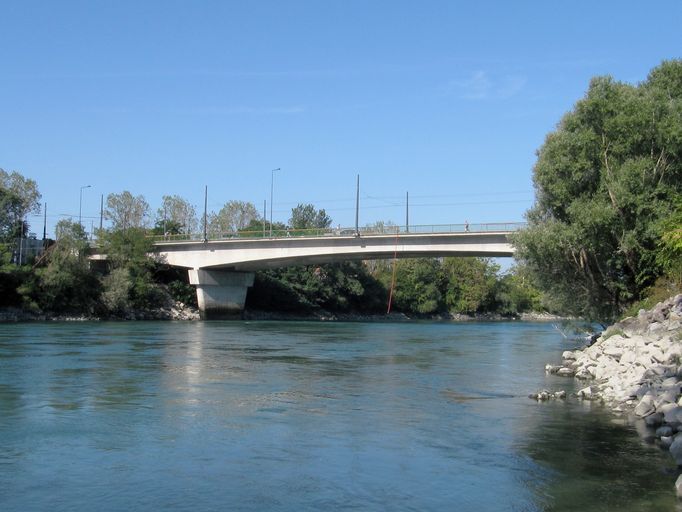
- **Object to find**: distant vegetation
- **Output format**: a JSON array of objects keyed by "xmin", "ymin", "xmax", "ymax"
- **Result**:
[
  {"xmin": 0, "ymin": 174, "xmax": 544, "ymax": 318},
  {"xmin": 4, "ymin": 63, "xmax": 678, "ymax": 321}
]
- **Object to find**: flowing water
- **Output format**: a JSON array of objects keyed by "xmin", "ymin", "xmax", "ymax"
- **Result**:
[{"xmin": 0, "ymin": 321, "xmax": 678, "ymax": 511}]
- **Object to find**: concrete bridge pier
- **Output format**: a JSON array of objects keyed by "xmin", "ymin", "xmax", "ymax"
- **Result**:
[{"xmin": 188, "ymin": 269, "xmax": 254, "ymax": 320}]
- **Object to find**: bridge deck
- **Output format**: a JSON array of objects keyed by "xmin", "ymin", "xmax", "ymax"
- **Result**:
[{"xmin": 154, "ymin": 230, "xmax": 516, "ymax": 271}]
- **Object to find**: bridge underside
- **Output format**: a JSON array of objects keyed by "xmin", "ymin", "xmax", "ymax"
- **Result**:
[
  {"xmin": 205, "ymin": 249, "xmax": 513, "ymax": 272},
  {"xmin": 155, "ymin": 232, "xmax": 515, "ymax": 320}
]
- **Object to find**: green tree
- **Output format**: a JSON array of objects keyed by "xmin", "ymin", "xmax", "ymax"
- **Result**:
[
  {"xmin": 208, "ymin": 200, "xmax": 260, "ymax": 237},
  {"xmin": 238, "ymin": 218, "xmax": 286, "ymax": 237},
  {"xmin": 493, "ymin": 266, "xmax": 544, "ymax": 316},
  {"xmin": 152, "ymin": 219, "xmax": 184, "ymax": 236},
  {"xmin": 442, "ymin": 257, "xmax": 499, "ymax": 314},
  {"xmin": 656, "ymin": 196, "xmax": 682, "ymax": 287},
  {"xmin": 0, "ymin": 169, "xmax": 41, "ymax": 244},
  {"xmin": 389, "ymin": 258, "xmax": 445, "ymax": 314},
  {"xmin": 26, "ymin": 219, "xmax": 101, "ymax": 314},
  {"xmin": 289, "ymin": 204, "xmax": 332, "ymax": 230},
  {"xmin": 0, "ymin": 187, "xmax": 25, "ymax": 243},
  {"xmin": 98, "ymin": 227, "xmax": 164, "ymax": 315},
  {"xmin": 0, "ymin": 169, "xmax": 41, "ymax": 217},
  {"xmin": 0, "ymin": 244, "xmax": 29, "ymax": 307},
  {"xmin": 105, "ymin": 191, "xmax": 150, "ymax": 231},
  {"xmin": 155, "ymin": 195, "xmax": 197, "ymax": 235},
  {"xmin": 247, "ymin": 262, "xmax": 387, "ymax": 313},
  {"xmin": 513, "ymin": 60, "xmax": 682, "ymax": 322}
]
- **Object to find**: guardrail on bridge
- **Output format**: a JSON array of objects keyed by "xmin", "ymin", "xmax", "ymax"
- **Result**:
[{"xmin": 150, "ymin": 222, "xmax": 526, "ymax": 243}]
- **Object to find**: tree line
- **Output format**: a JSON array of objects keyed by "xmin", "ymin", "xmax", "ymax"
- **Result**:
[
  {"xmin": 0, "ymin": 172, "xmax": 541, "ymax": 318},
  {"xmin": 4, "ymin": 61, "xmax": 679, "ymax": 322},
  {"xmin": 102, "ymin": 192, "xmax": 334, "ymax": 238}
]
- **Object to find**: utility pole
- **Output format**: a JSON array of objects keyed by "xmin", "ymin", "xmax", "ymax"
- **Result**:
[
  {"xmin": 42, "ymin": 202, "xmax": 47, "ymax": 241},
  {"xmin": 270, "ymin": 168, "xmax": 280, "ymax": 237},
  {"xmin": 79, "ymin": 184, "xmax": 91, "ymax": 228},
  {"xmin": 99, "ymin": 194, "xmax": 104, "ymax": 233},
  {"xmin": 203, "ymin": 185, "xmax": 208, "ymax": 242},
  {"xmin": 406, "ymin": 191, "xmax": 409, "ymax": 233},
  {"xmin": 355, "ymin": 174, "xmax": 360, "ymax": 237}
]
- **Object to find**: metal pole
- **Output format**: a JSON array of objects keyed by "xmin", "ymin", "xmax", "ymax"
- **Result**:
[
  {"xmin": 99, "ymin": 194, "xmax": 104, "ymax": 232},
  {"xmin": 355, "ymin": 174, "xmax": 360, "ymax": 236},
  {"xmin": 270, "ymin": 168, "xmax": 280, "ymax": 237},
  {"xmin": 79, "ymin": 185, "xmax": 91, "ymax": 228},
  {"xmin": 263, "ymin": 200, "xmax": 266, "ymax": 238},
  {"xmin": 203, "ymin": 185, "xmax": 208, "ymax": 242},
  {"xmin": 43, "ymin": 202, "xmax": 47, "ymax": 240},
  {"xmin": 406, "ymin": 191, "xmax": 409, "ymax": 233}
]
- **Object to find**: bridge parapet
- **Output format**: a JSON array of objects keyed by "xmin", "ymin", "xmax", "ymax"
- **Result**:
[{"xmin": 149, "ymin": 222, "xmax": 526, "ymax": 243}]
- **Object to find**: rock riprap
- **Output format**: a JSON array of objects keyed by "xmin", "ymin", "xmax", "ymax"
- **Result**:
[{"xmin": 546, "ymin": 295, "xmax": 682, "ymax": 491}]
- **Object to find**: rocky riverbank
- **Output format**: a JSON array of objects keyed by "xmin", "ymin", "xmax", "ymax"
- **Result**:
[
  {"xmin": 0, "ymin": 300, "xmax": 199, "ymax": 322},
  {"xmin": 540, "ymin": 294, "xmax": 682, "ymax": 496},
  {"xmin": 1, "ymin": 305, "xmax": 563, "ymax": 323},
  {"xmin": 243, "ymin": 309, "xmax": 566, "ymax": 322}
]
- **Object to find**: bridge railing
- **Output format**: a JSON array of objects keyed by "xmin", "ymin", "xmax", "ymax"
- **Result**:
[{"xmin": 149, "ymin": 222, "xmax": 526, "ymax": 243}]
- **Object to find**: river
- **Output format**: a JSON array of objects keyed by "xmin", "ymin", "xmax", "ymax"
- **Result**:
[{"xmin": 0, "ymin": 321, "xmax": 678, "ymax": 511}]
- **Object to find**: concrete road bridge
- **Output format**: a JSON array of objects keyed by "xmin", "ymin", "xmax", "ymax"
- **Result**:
[{"xmin": 145, "ymin": 222, "xmax": 523, "ymax": 319}]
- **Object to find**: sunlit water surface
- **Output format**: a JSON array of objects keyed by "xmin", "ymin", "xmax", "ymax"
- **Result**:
[{"xmin": 0, "ymin": 321, "xmax": 678, "ymax": 511}]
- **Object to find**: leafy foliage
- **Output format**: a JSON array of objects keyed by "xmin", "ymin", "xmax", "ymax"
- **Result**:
[
  {"xmin": 656, "ymin": 196, "xmax": 682, "ymax": 287},
  {"xmin": 0, "ymin": 244, "xmax": 29, "ymax": 307},
  {"xmin": 388, "ymin": 258, "xmax": 446, "ymax": 314},
  {"xmin": 97, "ymin": 227, "xmax": 165, "ymax": 314},
  {"xmin": 0, "ymin": 188, "xmax": 27, "ymax": 244},
  {"xmin": 27, "ymin": 220, "xmax": 101, "ymax": 314},
  {"xmin": 238, "ymin": 219, "xmax": 287, "ymax": 237},
  {"xmin": 0, "ymin": 173, "xmax": 547, "ymax": 319},
  {"xmin": 105, "ymin": 191, "xmax": 150, "ymax": 230},
  {"xmin": 155, "ymin": 195, "xmax": 197, "ymax": 235},
  {"xmin": 0, "ymin": 169, "xmax": 40, "ymax": 249},
  {"xmin": 513, "ymin": 60, "xmax": 682, "ymax": 322},
  {"xmin": 493, "ymin": 267, "xmax": 545, "ymax": 316},
  {"xmin": 247, "ymin": 262, "xmax": 386, "ymax": 313},
  {"xmin": 208, "ymin": 200, "xmax": 260, "ymax": 237},
  {"xmin": 289, "ymin": 204, "xmax": 332, "ymax": 230},
  {"xmin": 443, "ymin": 257, "xmax": 498, "ymax": 314},
  {"xmin": 0, "ymin": 169, "xmax": 41, "ymax": 217}
]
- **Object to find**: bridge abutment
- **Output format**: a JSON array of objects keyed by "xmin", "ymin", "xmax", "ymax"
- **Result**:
[{"xmin": 188, "ymin": 269, "xmax": 254, "ymax": 320}]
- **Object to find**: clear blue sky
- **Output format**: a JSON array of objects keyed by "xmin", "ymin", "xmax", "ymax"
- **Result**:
[{"xmin": 2, "ymin": 0, "xmax": 681, "ymax": 237}]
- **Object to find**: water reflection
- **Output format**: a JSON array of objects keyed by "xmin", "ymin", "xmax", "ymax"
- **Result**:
[
  {"xmin": 0, "ymin": 321, "xmax": 678, "ymax": 511},
  {"xmin": 519, "ymin": 401, "xmax": 679, "ymax": 511}
]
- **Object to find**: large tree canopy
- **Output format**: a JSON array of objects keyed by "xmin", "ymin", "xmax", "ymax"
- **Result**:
[
  {"xmin": 513, "ymin": 60, "xmax": 682, "ymax": 322},
  {"xmin": 155, "ymin": 195, "xmax": 197, "ymax": 235},
  {"xmin": 0, "ymin": 169, "xmax": 41, "ymax": 243},
  {"xmin": 208, "ymin": 200, "xmax": 260, "ymax": 236},
  {"xmin": 289, "ymin": 203, "xmax": 332, "ymax": 230},
  {"xmin": 105, "ymin": 191, "xmax": 150, "ymax": 231}
]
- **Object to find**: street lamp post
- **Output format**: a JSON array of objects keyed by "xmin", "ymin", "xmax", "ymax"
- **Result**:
[
  {"xmin": 79, "ymin": 185, "xmax": 91, "ymax": 228},
  {"xmin": 270, "ymin": 168, "xmax": 280, "ymax": 237}
]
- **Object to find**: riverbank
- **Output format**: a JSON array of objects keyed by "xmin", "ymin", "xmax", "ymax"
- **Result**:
[
  {"xmin": 0, "ymin": 300, "xmax": 200, "ymax": 322},
  {"xmin": 0, "ymin": 304, "xmax": 565, "ymax": 323},
  {"xmin": 242, "ymin": 309, "xmax": 567, "ymax": 322},
  {"xmin": 542, "ymin": 294, "xmax": 682, "ymax": 497}
]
